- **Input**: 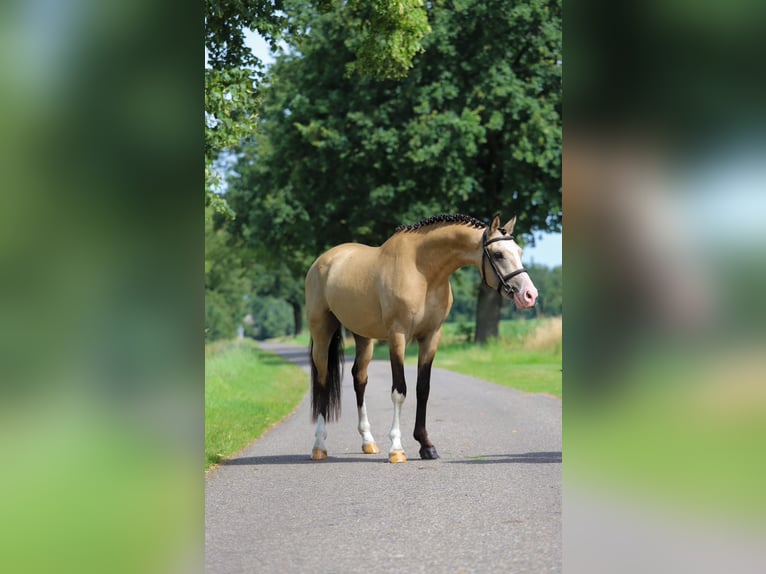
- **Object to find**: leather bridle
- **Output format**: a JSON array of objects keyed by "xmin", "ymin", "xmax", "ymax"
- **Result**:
[{"xmin": 480, "ymin": 227, "xmax": 528, "ymax": 296}]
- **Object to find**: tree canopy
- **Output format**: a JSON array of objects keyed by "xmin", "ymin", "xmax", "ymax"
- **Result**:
[
  {"xmin": 205, "ymin": 0, "xmax": 431, "ymax": 215},
  {"xmin": 231, "ymin": 0, "xmax": 560, "ymax": 241}
]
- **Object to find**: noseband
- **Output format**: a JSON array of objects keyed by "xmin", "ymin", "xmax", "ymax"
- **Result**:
[{"xmin": 480, "ymin": 227, "xmax": 528, "ymax": 296}]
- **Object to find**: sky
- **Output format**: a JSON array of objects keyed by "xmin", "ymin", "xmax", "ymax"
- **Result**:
[
  {"xmin": 242, "ymin": 30, "xmax": 562, "ymax": 267},
  {"xmin": 524, "ymin": 232, "xmax": 563, "ymax": 268}
]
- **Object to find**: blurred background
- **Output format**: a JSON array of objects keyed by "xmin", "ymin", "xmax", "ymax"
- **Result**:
[
  {"xmin": 565, "ymin": 0, "xmax": 766, "ymax": 571},
  {"xmin": 0, "ymin": 1, "xmax": 200, "ymax": 572}
]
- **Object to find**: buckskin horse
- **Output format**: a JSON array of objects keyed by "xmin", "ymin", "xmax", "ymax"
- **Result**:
[{"xmin": 305, "ymin": 214, "xmax": 538, "ymax": 463}]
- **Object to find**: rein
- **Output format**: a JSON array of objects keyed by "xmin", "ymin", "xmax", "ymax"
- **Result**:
[{"xmin": 480, "ymin": 227, "xmax": 528, "ymax": 296}]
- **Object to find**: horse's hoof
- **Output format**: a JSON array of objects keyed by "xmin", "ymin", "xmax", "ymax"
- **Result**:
[
  {"xmin": 389, "ymin": 451, "xmax": 407, "ymax": 464},
  {"xmin": 419, "ymin": 446, "xmax": 440, "ymax": 460},
  {"xmin": 311, "ymin": 448, "xmax": 328, "ymax": 460},
  {"xmin": 362, "ymin": 442, "xmax": 380, "ymax": 454}
]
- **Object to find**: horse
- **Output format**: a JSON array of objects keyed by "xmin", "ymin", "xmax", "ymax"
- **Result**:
[{"xmin": 304, "ymin": 214, "xmax": 538, "ymax": 463}]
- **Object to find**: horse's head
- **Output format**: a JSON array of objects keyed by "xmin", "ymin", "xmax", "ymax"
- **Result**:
[{"xmin": 481, "ymin": 215, "xmax": 539, "ymax": 309}]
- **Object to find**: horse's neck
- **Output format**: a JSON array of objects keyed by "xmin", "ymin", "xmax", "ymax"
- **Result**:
[{"xmin": 407, "ymin": 225, "xmax": 484, "ymax": 282}]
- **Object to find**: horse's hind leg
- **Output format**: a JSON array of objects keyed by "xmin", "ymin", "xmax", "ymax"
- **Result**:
[
  {"xmin": 414, "ymin": 329, "xmax": 442, "ymax": 460},
  {"xmin": 352, "ymin": 334, "xmax": 379, "ymax": 454},
  {"xmin": 309, "ymin": 311, "xmax": 342, "ymax": 460}
]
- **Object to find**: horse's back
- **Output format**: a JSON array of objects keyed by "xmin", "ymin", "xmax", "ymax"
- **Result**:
[
  {"xmin": 305, "ymin": 243, "xmax": 375, "ymax": 294},
  {"xmin": 306, "ymin": 243, "xmax": 388, "ymax": 338},
  {"xmin": 307, "ymin": 243, "xmax": 378, "ymax": 284}
]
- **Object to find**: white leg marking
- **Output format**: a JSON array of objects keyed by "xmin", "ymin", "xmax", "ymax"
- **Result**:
[
  {"xmin": 389, "ymin": 390, "xmax": 405, "ymax": 454},
  {"xmin": 312, "ymin": 413, "xmax": 327, "ymax": 453},
  {"xmin": 357, "ymin": 401, "xmax": 376, "ymax": 447}
]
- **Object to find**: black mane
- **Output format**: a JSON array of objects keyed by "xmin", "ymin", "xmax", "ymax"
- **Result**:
[{"xmin": 394, "ymin": 214, "xmax": 487, "ymax": 234}]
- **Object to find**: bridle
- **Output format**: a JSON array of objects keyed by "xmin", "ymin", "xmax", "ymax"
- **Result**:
[{"xmin": 480, "ymin": 227, "xmax": 528, "ymax": 296}]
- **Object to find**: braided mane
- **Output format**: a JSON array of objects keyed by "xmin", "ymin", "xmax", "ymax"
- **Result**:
[{"xmin": 394, "ymin": 214, "xmax": 487, "ymax": 234}]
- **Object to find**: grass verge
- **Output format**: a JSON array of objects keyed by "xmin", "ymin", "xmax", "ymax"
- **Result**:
[{"xmin": 205, "ymin": 339, "xmax": 308, "ymax": 469}]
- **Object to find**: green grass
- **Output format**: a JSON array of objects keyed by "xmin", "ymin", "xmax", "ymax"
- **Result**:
[
  {"xmin": 0, "ymin": 403, "xmax": 197, "ymax": 573},
  {"xmin": 205, "ymin": 339, "xmax": 308, "ymax": 469},
  {"xmin": 432, "ymin": 343, "xmax": 561, "ymax": 396},
  {"xmin": 279, "ymin": 318, "xmax": 562, "ymax": 398},
  {"xmin": 567, "ymin": 388, "xmax": 766, "ymax": 522},
  {"xmin": 566, "ymin": 349, "xmax": 766, "ymax": 523}
]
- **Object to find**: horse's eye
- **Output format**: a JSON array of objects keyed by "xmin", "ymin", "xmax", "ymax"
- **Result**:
[{"xmin": 492, "ymin": 252, "xmax": 504, "ymax": 260}]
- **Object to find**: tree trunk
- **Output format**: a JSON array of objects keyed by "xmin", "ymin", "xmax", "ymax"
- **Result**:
[
  {"xmin": 290, "ymin": 300, "xmax": 303, "ymax": 336},
  {"xmin": 474, "ymin": 282, "xmax": 502, "ymax": 343}
]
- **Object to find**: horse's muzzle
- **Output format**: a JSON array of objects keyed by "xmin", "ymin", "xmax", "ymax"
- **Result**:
[{"xmin": 513, "ymin": 279, "xmax": 538, "ymax": 309}]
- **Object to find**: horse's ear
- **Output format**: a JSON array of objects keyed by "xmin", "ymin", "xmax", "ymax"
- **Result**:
[
  {"xmin": 490, "ymin": 214, "xmax": 501, "ymax": 232},
  {"xmin": 504, "ymin": 215, "xmax": 517, "ymax": 234}
]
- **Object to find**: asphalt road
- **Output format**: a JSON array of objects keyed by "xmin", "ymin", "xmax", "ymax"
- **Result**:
[{"xmin": 205, "ymin": 342, "xmax": 561, "ymax": 573}]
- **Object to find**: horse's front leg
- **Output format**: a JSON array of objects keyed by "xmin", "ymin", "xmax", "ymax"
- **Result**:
[
  {"xmin": 414, "ymin": 329, "xmax": 441, "ymax": 460},
  {"xmin": 387, "ymin": 332, "xmax": 408, "ymax": 463}
]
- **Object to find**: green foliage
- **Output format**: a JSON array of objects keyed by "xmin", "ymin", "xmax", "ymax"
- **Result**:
[
  {"xmin": 248, "ymin": 296, "xmax": 294, "ymax": 340},
  {"xmin": 448, "ymin": 267, "xmax": 481, "ymax": 322},
  {"xmin": 205, "ymin": 1, "xmax": 289, "ymax": 70},
  {"xmin": 205, "ymin": 340, "xmax": 308, "ymax": 468},
  {"xmin": 205, "ymin": 67, "xmax": 261, "ymax": 167},
  {"xmin": 204, "ymin": 0, "xmax": 430, "ymax": 214},
  {"xmin": 205, "ymin": 207, "xmax": 252, "ymax": 341},
  {"xmin": 204, "ymin": 0, "xmax": 282, "ymax": 213},
  {"xmin": 205, "ymin": 290, "xmax": 241, "ymax": 342},
  {"xmin": 341, "ymin": 0, "xmax": 431, "ymax": 79},
  {"xmin": 204, "ymin": 55, "xmax": 263, "ymax": 216},
  {"xmin": 528, "ymin": 263, "xmax": 562, "ymax": 316}
]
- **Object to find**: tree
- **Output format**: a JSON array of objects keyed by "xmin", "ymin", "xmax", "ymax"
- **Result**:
[
  {"xmin": 205, "ymin": 1, "xmax": 287, "ymax": 215},
  {"xmin": 227, "ymin": 0, "xmax": 561, "ymax": 340},
  {"xmin": 205, "ymin": 0, "xmax": 430, "ymax": 214},
  {"xmin": 250, "ymin": 259, "xmax": 307, "ymax": 335},
  {"xmin": 205, "ymin": 207, "xmax": 253, "ymax": 340},
  {"xmin": 248, "ymin": 295, "xmax": 294, "ymax": 339},
  {"xmin": 527, "ymin": 263, "xmax": 562, "ymax": 317}
]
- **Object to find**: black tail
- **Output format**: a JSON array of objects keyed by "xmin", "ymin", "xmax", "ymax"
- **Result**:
[{"xmin": 310, "ymin": 327, "xmax": 344, "ymax": 422}]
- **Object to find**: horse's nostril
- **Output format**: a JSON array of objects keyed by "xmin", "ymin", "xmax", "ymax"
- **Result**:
[{"xmin": 525, "ymin": 290, "xmax": 534, "ymax": 301}]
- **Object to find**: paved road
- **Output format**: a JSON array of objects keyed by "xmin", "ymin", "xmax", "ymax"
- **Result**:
[{"xmin": 205, "ymin": 342, "xmax": 561, "ymax": 573}]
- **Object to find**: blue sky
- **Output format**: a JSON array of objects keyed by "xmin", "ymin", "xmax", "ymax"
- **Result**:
[
  {"xmin": 524, "ymin": 232, "xmax": 562, "ymax": 268},
  {"xmin": 242, "ymin": 31, "xmax": 562, "ymax": 267}
]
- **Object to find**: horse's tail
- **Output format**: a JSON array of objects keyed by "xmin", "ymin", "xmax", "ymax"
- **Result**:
[{"xmin": 310, "ymin": 326, "xmax": 344, "ymax": 423}]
